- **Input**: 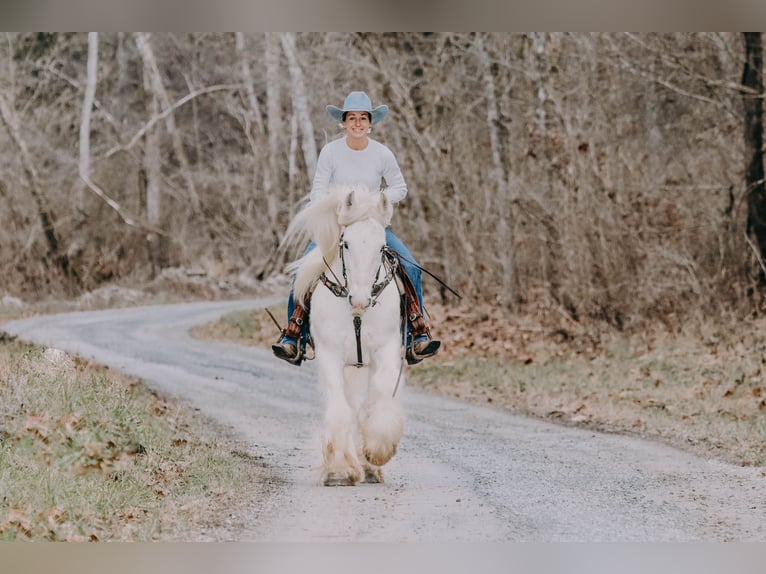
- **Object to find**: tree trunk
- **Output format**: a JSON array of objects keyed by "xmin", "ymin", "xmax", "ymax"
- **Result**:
[
  {"xmin": 117, "ymin": 32, "xmax": 128, "ymax": 92},
  {"xmin": 135, "ymin": 32, "xmax": 201, "ymax": 214},
  {"xmin": 254, "ymin": 33, "xmax": 285, "ymax": 279},
  {"xmin": 743, "ymin": 32, "xmax": 766, "ymax": 280},
  {"xmin": 78, "ymin": 32, "xmax": 98, "ymax": 215},
  {"xmin": 265, "ymin": 32, "xmax": 282, "ymax": 228},
  {"xmin": 477, "ymin": 32, "xmax": 514, "ymax": 308},
  {"xmin": 288, "ymin": 111, "xmax": 299, "ymax": 187},
  {"xmin": 526, "ymin": 33, "xmax": 568, "ymax": 310},
  {"xmin": 235, "ymin": 32, "xmax": 265, "ymax": 135},
  {"xmin": 138, "ymin": 34, "xmax": 165, "ymax": 276},
  {"xmin": 280, "ymin": 32, "xmax": 317, "ymax": 180},
  {"xmin": 0, "ymin": 93, "xmax": 76, "ymax": 287}
]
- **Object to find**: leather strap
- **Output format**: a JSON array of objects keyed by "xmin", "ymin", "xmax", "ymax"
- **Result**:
[
  {"xmin": 396, "ymin": 261, "xmax": 430, "ymax": 338},
  {"xmin": 284, "ymin": 303, "xmax": 308, "ymax": 339}
]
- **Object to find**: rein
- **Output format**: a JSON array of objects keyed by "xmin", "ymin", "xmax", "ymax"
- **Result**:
[{"xmin": 384, "ymin": 249, "xmax": 462, "ymax": 300}]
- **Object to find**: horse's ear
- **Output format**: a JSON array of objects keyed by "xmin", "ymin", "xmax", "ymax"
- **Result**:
[
  {"xmin": 337, "ymin": 188, "xmax": 355, "ymax": 220},
  {"xmin": 379, "ymin": 192, "xmax": 393, "ymax": 226}
]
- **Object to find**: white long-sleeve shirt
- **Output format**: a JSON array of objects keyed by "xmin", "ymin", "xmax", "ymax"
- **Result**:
[{"xmin": 309, "ymin": 136, "xmax": 408, "ymax": 204}]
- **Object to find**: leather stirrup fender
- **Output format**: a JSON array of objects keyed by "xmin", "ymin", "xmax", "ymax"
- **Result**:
[
  {"xmin": 396, "ymin": 265, "xmax": 430, "ymax": 339},
  {"xmin": 284, "ymin": 303, "xmax": 309, "ymax": 340}
]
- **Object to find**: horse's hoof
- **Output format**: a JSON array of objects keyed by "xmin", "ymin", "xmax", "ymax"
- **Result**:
[
  {"xmin": 323, "ymin": 473, "xmax": 356, "ymax": 487},
  {"xmin": 363, "ymin": 470, "xmax": 383, "ymax": 484}
]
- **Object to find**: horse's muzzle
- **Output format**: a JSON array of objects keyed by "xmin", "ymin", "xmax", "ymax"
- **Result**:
[{"xmin": 348, "ymin": 294, "xmax": 371, "ymax": 316}]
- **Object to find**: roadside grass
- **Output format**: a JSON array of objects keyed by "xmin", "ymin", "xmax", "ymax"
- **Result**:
[
  {"xmin": 413, "ymin": 346, "xmax": 766, "ymax": 467},
  {"xmin": 193, "ymin": 303, "xmax": 766, "ymax": 468},
  {"xmin": 0, "ymin": 334, "xmax": 261, "ymax": 541}
]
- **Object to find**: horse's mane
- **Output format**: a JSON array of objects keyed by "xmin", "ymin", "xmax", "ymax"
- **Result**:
[{"xmin": 282, "ymin": 184, "xmax": 393, "ymax": 305}]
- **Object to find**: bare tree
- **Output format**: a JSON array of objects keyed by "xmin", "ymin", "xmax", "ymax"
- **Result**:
[
  {"xmin": 476, "ymin": 32, "xmax": 514, "ymax": 307},
  {"xmin": 280, "ymin": 32, "xmax": 317, "ymax": 182},
  {"xmin": 265, "ymin": 33, "xmax": 282, "ymax": 207},
  {"xmin": 0, "ymin": 32, "xmax": 761, "ymax": 322},
  {"xmin": 78, "ymin": 32, "xmax": 98, "ymax": 215},
  {"xmin": 235, "ymin": 32, "xmax": 264, "ymax": 135},
  {"xmin": 742, "ymin": 32, "xmax": 766, "ymax": 280},
  {"xmin": 136, "ymin": 32, "xmax": 166, "ymax": 276},
  {"xmin": 0, "ymin": 92, "xmax": 75, "ymax": 285},
  {"xmin": 135, "ymin": 32, "xmax": 201, "ymax": 214}
]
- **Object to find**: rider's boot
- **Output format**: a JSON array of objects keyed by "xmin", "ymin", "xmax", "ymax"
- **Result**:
[{"xmin": 403, "ymin": 294, "xmax": 440, "ymax": 365}]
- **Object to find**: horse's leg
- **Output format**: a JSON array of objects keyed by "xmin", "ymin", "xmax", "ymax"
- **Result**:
[
  {"xmin": 344, "ymin": 365, "xmax": 372, "ymax": 482},
  {"xmin": 361, "ymin": 341, "xmax": 405, "ymax": 468},
  {"xmin": 361, "ymin": 461, "xmax": 384, "ymax": 484},
  {"xmin": 342, "ymin": 366, "xmax": 382, "ymax": 484},
  {"xmin": 319, "ymin": 354, "xmax": 363, "ymax": 486}
]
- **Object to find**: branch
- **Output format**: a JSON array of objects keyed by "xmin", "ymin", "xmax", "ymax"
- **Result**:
[
  {"xmin": 104, "ymin": 83, "xmax": 242, "ymax": 159},
  {"xmin": 745, "ymin": 231, "xmax": 766, "ymax": 277},
  {"xmin": 235, "ymin": 32, "xmax": 265, "ymax": 135},
  {"xmin": 80, "ymin": 176, "xmax": 168, "ymax": 236},
  {"xmin": 46, "ymin": 62, "xmax": 120, "ymax": 128},
  {"xmin": 622, "ymin": 33, "xmax": 751, "ymax": 95},
  {"xmin": 605, "ymin": 35, "xmax": 738, "ymax": 120}
]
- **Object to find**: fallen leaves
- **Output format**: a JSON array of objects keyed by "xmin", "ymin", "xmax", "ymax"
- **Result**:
[
  {"xmin": 3, "ymin": 506, "xmax": 33, "ymax": 538},
  {"xmin": 0, "ymin": 505, "xmax": 101, "ymax": 541},
  {"xmin": 1, "ymin": 335, "xmax": 259, "ymax": 542},
  {"xmin": 24, "ymin": 414, "xmax": 51, "ymax": 444}
]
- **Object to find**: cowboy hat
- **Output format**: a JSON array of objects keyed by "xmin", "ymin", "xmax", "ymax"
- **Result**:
[{"xmin": 326, "ymin": 91, "xmax": 389, "ymax": 125}]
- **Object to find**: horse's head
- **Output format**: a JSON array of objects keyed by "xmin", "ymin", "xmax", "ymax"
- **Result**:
[
  {"xmin": 287, "ymin": 185, "xmax": 395, "ymax": 312},
  {"xmin": 337, "ymin": 189, "xmax": 393, "ymax": 315},
  {"xmin": 340, "ymin": 218, "xmax": 387, "ymax": 315}
]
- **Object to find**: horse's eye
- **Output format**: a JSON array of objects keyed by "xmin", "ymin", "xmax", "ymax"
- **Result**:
[{"xmin": 342, "ymin": 241, "xmax": 349, "ymax": 250}]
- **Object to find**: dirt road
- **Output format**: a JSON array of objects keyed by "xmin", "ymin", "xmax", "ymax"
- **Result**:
[{"xmin": 4, "ymin": 300, "xmax": 766, "ymax": 541}]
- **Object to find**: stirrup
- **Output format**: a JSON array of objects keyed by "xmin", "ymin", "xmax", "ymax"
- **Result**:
[{"xmin": 406, "ymin": 338, "xmax": 441, "ymax": 366}]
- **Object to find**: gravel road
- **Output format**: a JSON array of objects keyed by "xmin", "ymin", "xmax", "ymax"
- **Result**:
[{"xmin": 4, "ymin": 299, "xmax": 766, "ymax": 541}]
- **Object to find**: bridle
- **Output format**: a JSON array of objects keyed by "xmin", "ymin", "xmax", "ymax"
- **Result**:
[
  {"xmin": 320, "ymin": 229, "xmax": 399, "ymax": 369},
  {"xmin": 320, "ymin": 230, "xmax": 399, "ymax": 311}
]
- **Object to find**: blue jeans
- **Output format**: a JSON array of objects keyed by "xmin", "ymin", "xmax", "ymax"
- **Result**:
[{"xmin": 284, "ymin": 228, "xmax": 424, "ymax": 343}]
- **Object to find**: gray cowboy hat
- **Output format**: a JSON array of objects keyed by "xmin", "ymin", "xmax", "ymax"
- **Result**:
[{"xmin": 326, "ymin": 91, "xmax": 389, "ymax": 125}]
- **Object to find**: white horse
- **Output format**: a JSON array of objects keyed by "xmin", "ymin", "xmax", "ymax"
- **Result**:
[{"xmin": 284, "ymin": 185, "xmax": 405, "ymax": 486}]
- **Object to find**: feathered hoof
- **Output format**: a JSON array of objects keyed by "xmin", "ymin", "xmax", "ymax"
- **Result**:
[
  {"xmin": 364, "ymin": 443, "xmax": 397, "ymax": 467},
  {"xmin": 323, "ymin": 472, "xmax": 357, "ymax": 487},
  {"xmin": 362, "ymin": 467, "xmax": 383, "ymax": 484}
]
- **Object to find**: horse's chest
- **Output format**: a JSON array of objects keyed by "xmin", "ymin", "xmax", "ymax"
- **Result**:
[{"xmin": 311, "ymin": 289, "xmax": 399, "ymax": 347}]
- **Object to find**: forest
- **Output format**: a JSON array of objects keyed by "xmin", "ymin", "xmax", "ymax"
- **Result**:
[{"xmin": 1, "ymin": 32, "xmax": 765, "ymax": 328}]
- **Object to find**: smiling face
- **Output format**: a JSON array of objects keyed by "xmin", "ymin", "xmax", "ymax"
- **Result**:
[{"xmin": 342, "ymin": 111, "xmax": 372, "ymax": 149}]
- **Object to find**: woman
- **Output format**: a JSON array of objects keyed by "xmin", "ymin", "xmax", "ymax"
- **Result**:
[{"xmin": 272, "ymin": 91, "xmax": 440, "ymax": 366}]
